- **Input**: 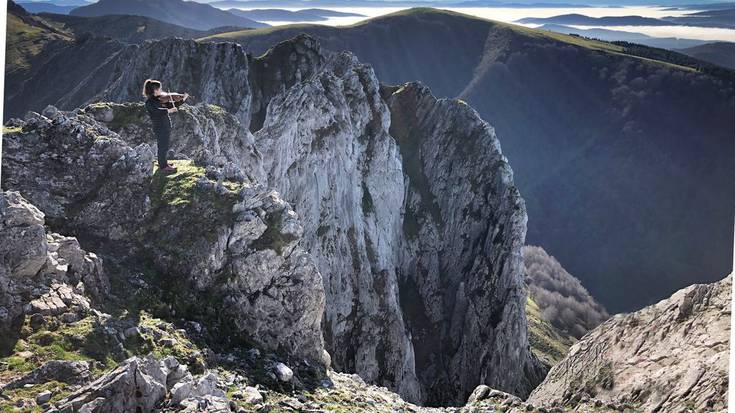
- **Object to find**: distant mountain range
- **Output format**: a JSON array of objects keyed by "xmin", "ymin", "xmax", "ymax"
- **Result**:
[
  {"xmin": 17, "ymin": 0, "xmax": 88, "ymax": 5},
  {"xmin": 69, "ymin": 0, "xmax": 268, "ymax": 30},
  {"xmin": 10, "ymin": 0, "xmax": 248, "ymax": 45},
  {"xmin": 201, "ymin": 9, "xmax": 735, "ymax": 313},
  {"xmin": 38, "ymin": 12, "xmax": 243, "ymax": 43},
  {"xmin": 226, "ymin": 8, "xmax": 364, "ymax": 22},
  {"xmin": 679, "ymin": 42, "xmax": 735, "ymax": 68},
  {"xmin": 667, "ymin": 7, "xmax": 735, "ymax": 28},
  {"xmin": 537, "ymin": 24, "xmax": 708, "ymax": 49},
  {"xmin": 12, "ymin": 0, "xmax": 735, "ymax": 7},
  {"xmin": 209, "ymin": 0, "xmax": 591, "ymax": 7},
  {"xmin": 667, "ymin": 2, "xmax": 735, "ymax": 10},
  {"xmin": 519, "ymin": 14, "xmax": 671, "ymax": 26},
  {"xmin": 518, "ymin": 7, "xmax": 735, "ymax": 29}
]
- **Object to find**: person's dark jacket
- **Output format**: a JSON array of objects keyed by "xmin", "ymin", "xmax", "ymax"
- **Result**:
[{"xmin": 145, "ymin": 96, "xmax": 171, "ymax": 132}]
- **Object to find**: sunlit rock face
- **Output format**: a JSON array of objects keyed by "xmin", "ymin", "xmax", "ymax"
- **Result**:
[
  {"xmin": 529, "ymin": 276, "xmax": 731, "ymax": 413},
  {"xmin": 249, "ymin": 42, "xmax": 545, "ymax": 404}
]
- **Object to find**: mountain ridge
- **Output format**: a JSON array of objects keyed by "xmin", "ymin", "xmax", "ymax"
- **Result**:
[
  {"xmin": 69, "ymin": 0, "xmax": 268, "ymax": 30},
  {"xmin": 227, "ymin": 8, "xmax": 364, "ymax": 22},
  {"xmin": 37, "ymin": 12, "xmax": 244, "ymax": 43},
  {"xmin": 680, "ymin": 41, "xmax": 735, "ymax": 69}
]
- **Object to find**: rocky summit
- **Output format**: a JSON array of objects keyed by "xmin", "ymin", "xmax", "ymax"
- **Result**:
[
  {"xmin": 1, "ymin": 34, "xmax": 545, "ymax": 408},
  {"xmin": 529, "ymin": 275, "xmax": 731, "ymax": 413}
]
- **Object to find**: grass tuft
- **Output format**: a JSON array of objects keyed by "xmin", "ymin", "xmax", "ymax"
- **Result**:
[{"xmin": 150, "ymin": 160, "xmax": 207, "ymax": 208}]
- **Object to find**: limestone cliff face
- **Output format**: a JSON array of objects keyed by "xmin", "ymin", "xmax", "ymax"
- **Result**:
[
  {"xmin": 253, "ymin": 51, "xmax": 420, "ymax": 400},
  {"xmin": 251, "ymin": 42, "xmax": 544, "ymax": 405},
  {"xmin": 386, "ymin": 83, "xmax": 545, "ymax": 404},
  {"xmin": 2, "ymin": 35, "xmax": 544, "ymax": 405},
  {"xmin": 60, "ymin": 39, "xmax": 254, "ymax": 126},
  {"xmin": 529, "ymin": 276, "xmax": 731, "ymax": 412},
  {"xmin": 51, "ymin": 35, "xmax": 325, "ymax": 133}
]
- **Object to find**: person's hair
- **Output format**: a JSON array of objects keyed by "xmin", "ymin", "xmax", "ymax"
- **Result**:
[{"xmin": 142, "ymin": 79, "xmax": 162, "ymax": 97}]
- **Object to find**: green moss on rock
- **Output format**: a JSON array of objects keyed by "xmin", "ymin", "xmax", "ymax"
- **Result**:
[
  {"xmin": 107, "ymin": 103, "xmax": 147, "ymax": 130},
  {"xmin": 149, "ymin": 160, "xmax": 208, "ymax": 208}
]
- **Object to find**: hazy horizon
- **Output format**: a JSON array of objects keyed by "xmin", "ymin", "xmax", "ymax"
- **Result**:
[{"xmin": 212, "ymin": 4, "xmax": 735, "ymax": 42}]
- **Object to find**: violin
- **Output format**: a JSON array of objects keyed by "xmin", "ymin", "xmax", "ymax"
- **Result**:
[{"xmin": 159, "ymin": 92, "xmax": 190, "ymax": 109}]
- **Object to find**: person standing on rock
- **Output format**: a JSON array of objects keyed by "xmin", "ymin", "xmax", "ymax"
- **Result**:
[{"xmin": 143, "ymin": 79, "xmax": 189, "ymax": 174}]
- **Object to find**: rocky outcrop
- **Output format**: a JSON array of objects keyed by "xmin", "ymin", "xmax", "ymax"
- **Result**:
[
  {"xmin": 1, "ymin": 108, "xmax": 327, "ymax": 368},
  {"xmin": 2, "ymin": 35, "xmax": 544, "ymax": 405},
  {"xmin": 253, "ymin": 50, "xmax": 421, "ymax": 401},
  {"xmin": 0, "ymin": 188, "xmax": 541, "ymax": 411},
  {"xmin": 385, "ymin": 83, "xmax": 545, "ymax": 404},
  {"xmin": 529, "ymin": 275, "xmax": 731, "ymax": 413},
  {"xmin": 0, "ymin": 191, "xmax": 109, "ymax": 352},
  {"xmin": 40, "ymin": 35, "xmax": 324, "ymax": 133},
  {"xmin": 4, "ymin": 360, "xmax": 92, "ymax": 390},
  {"xmin": 50, "ymin": 355, "xmax": 229, "ymax": 412},
  {"xmin": 250, "ymin": 42, "xmax": 544, "ymax": 405}
]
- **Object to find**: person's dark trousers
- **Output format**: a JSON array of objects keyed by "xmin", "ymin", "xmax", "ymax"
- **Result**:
[{"xmin": 155, "ymin": 126, "xmax": 171, "ymax": 168}]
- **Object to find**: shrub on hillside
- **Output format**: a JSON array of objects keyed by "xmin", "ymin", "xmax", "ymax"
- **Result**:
[{"xmin": 524, "ymin": 246, "xmax": 610, "ymax": 339}]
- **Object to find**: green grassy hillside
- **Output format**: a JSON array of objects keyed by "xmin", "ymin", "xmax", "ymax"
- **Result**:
[
  {"xmin": 6, "ymin": 2, "xmax": 71, "ymax": 73},
  {"xmin": 680, "ymin": 42, "xmax": 735, "ymax": 69}
]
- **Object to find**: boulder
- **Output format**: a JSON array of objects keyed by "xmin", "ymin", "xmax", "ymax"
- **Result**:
[
  {"xmin": 54, "ymin": 356, "xmax": 168, "ymax": 413},
  {"xmin": 0, "ymin": 191, "xmax": 109, "ymax": 346},
  {"xmin": 242, "ymin": 386, "xmax": 263, "ymax": 404},
  {"xmin": 3, "ymin": 360, "xmax": 92, "ymax": 390},
  {"xmin": 1, "ymin": 108, "xmax": 327, "ymax": 369},
  {"xmin": 171, "ymin": 371, "xmax": 225, "ymax": 406},
  {"xmin": 273, "ymin": 362, "xmax": 293, "ymax": 383}
]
